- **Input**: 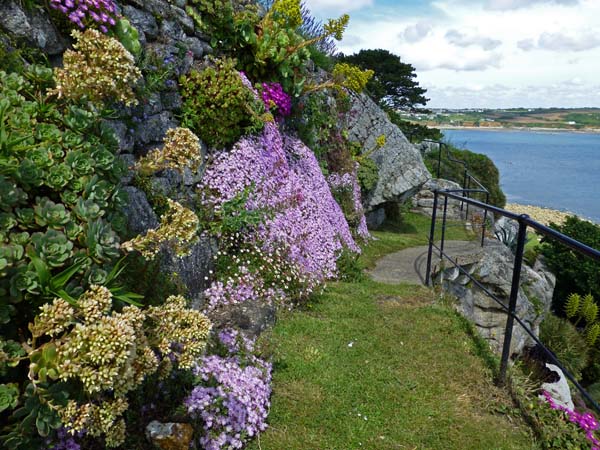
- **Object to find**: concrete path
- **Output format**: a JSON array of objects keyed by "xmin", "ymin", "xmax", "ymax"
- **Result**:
[{"xmin": 370, "ymin": 240, "xmax": 483, "ymax": 285}]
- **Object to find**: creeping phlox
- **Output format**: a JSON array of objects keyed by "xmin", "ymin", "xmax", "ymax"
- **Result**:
[
  {"xmin": 121, "ymin": 199, "xmax": 199, "ymax": 259},
  {"xmin": 327, "ymin": 168, "xmax": 370, "ymax": 241},
  {"xmin": 185, "ymin": 329, "xmax": 272, "ymax": 450},
  {"xmin": 199, "ymin": 121, "xmax": 359, "ymax": 311},
  {"xmin": 50, "ymin": 29, "xmax": 141, "ymax": 107},
  {"xmin": 30, "ymin": 287, "xmax": 211, "ymax": 447}
]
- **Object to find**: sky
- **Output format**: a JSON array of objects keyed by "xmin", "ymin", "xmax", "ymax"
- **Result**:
[{"xmin": 303, "ymin": 0, "xmax": 600, "ymax": 109}]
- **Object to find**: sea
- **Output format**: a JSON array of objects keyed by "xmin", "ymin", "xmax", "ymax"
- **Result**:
[{"xmin": 442, "ymin": 129, "xmax": 600, "ymax": 223}]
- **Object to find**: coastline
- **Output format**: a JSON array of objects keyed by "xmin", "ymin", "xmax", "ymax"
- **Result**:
[
  {"xmin": 504, "ymin": 203, "xmax": 587, "ymax": 226},
  {"xmin": 436, "ymin": 125, "xmax": 600, "ymax": 134}
]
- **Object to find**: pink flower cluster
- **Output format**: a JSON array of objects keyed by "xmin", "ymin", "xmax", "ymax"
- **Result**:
[
  {"xmin": 543, "ymin": 390, "xmax": 600, "ymax": 449},
  {"xmin": 200, "ymin": 121, "xmax": 359, "ymax": 289},
  {"xmin": 49, "ymin": 0, "xmax": 118, "ymax": 33},
  {"xmin": 260, "ymin": 82, "xmax": 292, "ymax": 117},
  {"xmin": 203, "ymin": 265, "xmax": 285, "ymax": 314},
  {"xmin": 328, "ymin": 168, "xmax": 370, "ymax": 241},
  {"xmin": 185, "ymin": 332, "xmax": 272, "ymax": 449}
]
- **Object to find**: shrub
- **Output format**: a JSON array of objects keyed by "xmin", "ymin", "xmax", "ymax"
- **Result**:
[
  {"xmin": 541, "ymin": 216, "xmax": 600, "ymax": 308},
  {"xmin": 539, "ymin": 314, "xmax": 589, "ymax": 380},
  {"xmin": 50, "ymin": 29, "xmax": 141, "ymax": 107},
  {"xmin": 179, "ymin": 58, "xmax": 266, "ymax": 148},
  {"xmin": 423, "ymin": 143, "xmax": 506, "ymax": 208}
]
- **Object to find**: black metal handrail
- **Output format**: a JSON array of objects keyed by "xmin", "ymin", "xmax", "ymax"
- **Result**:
[{"xmin": 425, "ymin": 190, "xmax": 600, "ymax": 414}]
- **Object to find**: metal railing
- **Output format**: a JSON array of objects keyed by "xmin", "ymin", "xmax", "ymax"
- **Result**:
[
  {"xmin": 413, "ymin": 138, "xmax": 491, "ymax": 220},
  {"xmin": 424, "ymin": 190, "xmax": 600, "ymax": 413}
]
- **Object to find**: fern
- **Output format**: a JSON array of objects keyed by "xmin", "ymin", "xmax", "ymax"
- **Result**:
[
  {"xmin": 564, "ymin": 293, "xmax": 581, "ymax": 319},
  {"xmin": 586, "ymin": 323, "xmax": 600, "ymax": 346}
]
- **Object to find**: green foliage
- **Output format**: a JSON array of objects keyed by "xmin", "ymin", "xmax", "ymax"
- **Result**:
[
  {"xmin": 111, "ymin": 18, "xmax": 141, "ymax": 58},
  {"xmin": 338, "ymin": 49, "xmax": 429, "ymax": 111},
  {"xmin": 423, "ymin": 143, "xmax": 506, "ymax": 208},
  {"xmin": 356, "ymin": 157, "xmax": 378, "ymax": 192},
  {"xmin": 540, "ymin": 314, "xmax": 589, "ymax": 380},
  {"xmin": 335, "ymin": 248, "xmax": 365, "ymax": 282},
  {"xmin": 204, "ymin": 185, "xmax": 267, "ymax": 236},
  {"xmin": 523, "ymin": 397, "xmax": 592, "ymax": 449},
  {"xmin": 565, "ymin": 293, "xmax": 581, "ymax": 320},
  {"xmin": 541, "ymin": 216, "xmax": 600, "ymax": 308},
  {"xmin": 180, "ymin": 57, "xmax": 266, "ymax": 148}
]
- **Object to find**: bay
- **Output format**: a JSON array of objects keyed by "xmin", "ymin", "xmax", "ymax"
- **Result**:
[{"xmin": 442, "ymin": 129, "xmax": 600, "ymax": 223}]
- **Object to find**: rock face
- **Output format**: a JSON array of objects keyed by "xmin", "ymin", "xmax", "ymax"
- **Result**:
[
  {"xmin": 346, "ymin": 93, "xmax": 430, "ymax": 212},
  {"xmin": 412, "ymin": 178, "xmax": 463, "ymax": 218},
  {"xmin": 435, "ymin": 240, "xmax": 555, "ymax": 356}
]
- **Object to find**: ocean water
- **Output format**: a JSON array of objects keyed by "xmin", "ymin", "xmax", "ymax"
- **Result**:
[{"xmin": 442, "ymin": 129, "xmax": 600, "ymax": 223}]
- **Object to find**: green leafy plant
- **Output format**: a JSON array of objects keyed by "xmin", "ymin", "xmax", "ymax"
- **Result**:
[
  {"xmin": 541, "ymin": 216, "xmax": 600, "ymax": 308},
  {"xmin": 539, "ymin": 314, "xmax": 589, "ymax": 380},
  {"xmin": 180, "ymin": 57, "xmax": 266, "ymax": 148}
]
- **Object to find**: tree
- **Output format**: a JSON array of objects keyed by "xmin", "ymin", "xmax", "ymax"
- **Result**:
[{"xmin": 338, "ymin": 49, "xmax": 428, "ymax": 111}]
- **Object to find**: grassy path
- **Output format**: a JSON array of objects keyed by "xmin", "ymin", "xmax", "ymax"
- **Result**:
[{"xmin": 251, "ymin": 214, "xmax": 537, "ymax": 449}]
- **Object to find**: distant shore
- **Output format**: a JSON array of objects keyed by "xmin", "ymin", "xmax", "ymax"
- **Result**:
[
  {"xmin": 437, "ymin": 125, "xmax": 600, "ymax": 134},
  {"xmin": 505, "ymin": 203, "xmax": 584, "ymax": 226}
]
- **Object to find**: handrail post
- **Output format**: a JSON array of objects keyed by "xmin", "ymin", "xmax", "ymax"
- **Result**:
[
  {"xmin": 437, "ymin": 143, "xmax": 442, "ymax": 178},
  {"xmin": 481, "ymin": 192, "xmax": 489, "ymax": 247},
  {"xmin": 498, "ymin": 216, "xmax": 529, "ymax": 385},
  {"xmin": 425, "ymin": 191, "xmax": 439, "ymax": 286},
  {"xmin": 440, "ymin": 195, "xmax": 449, "ymax": 257}
]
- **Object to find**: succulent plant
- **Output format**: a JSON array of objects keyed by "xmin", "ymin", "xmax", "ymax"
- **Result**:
[
  {"xmin": 33, "ymin": 198, "xmax": 71, "ymax": 229},
  {"xmin": 85, "ymin": 219, "xmax": 120, "ymax": 263},
  {"xmin": 30, "ymin": 230, "xmax": 73, "ymax": 268},
  {"xmin": 44, "ymin": 164, "xmax": 73, "ymax": 190}
]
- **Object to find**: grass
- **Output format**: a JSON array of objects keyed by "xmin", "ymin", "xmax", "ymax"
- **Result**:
[
  {"xmin": 252, "ymin": 280, "xmax": 537, "ymax": 450},
  {"xmin": 250, "ymin": 215, "xmax": 537, "ymax": 450}
]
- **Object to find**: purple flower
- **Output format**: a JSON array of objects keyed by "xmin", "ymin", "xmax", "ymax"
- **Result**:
[
  {"xmin": 49, "ymin": 0, "xmax": 119, "ymax": 32},
  {"xmin": 260, "ymin": 82, "xmax": 292, "ymax": 117},
  {"xmin": 543, "ymin": 390, "xmax": 600, "ymax": 448}
]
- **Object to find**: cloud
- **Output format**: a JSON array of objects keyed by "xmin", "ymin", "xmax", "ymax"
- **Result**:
[
  {"xmin": 518, "ymin": 31, "xmax": 600, "ymax": 52},
  {"xmin": 400, "ymin": 22, "xmax": 432, "ymax": 43},
  {"xmin": 425, "ymin": 81, "xmax": 600, "ymax": 108},
  {"xmin": 517, "ymin": 38, "xmax": 535, "ymax": 51},
  {"xmin": 445, "ymin": 29, "xmax": 502, "ymax": 50},
  {"xmin": 302, "ymin": 0, "xmax": 373, "ymax": 13},
  {"xmin": 485, "ymin": 0, "xmax": 579, "ymax": 10},
  {"xmin": 415, "ymin": 52, "xmax": 503, "ymax": 72},
  {"xmin": 341, "ymin": 34, "xmax": 364, "ymax": 46}
]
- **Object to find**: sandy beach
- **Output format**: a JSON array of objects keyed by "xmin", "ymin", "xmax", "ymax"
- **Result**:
[{"xmin": 505, "ymin": 203, "xmax": 577, "ymax": 226}]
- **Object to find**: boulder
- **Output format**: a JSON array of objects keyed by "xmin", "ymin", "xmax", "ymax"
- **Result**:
[
  {"xmin": 208, "ymin": 299, "xmax": 277, "ymax": 338},
  {"xmin": 540, "ymin": 363, "xmax": 575, "ymax": 410},
  {"xmin": 146, "ymin": 421, "xmax": 195, "ymax": 450},
  {"xmin": 435, "ymin": 240, "xmax": 554, "ymax": 356},
  {"xmin": 346, "ymin": 93, "xmax": 430, "ymax": 212}
]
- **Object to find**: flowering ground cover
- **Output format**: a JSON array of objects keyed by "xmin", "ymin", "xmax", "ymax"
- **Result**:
[{"xmin": 248, "ymin": 224, "xmax": 537, "ymax": 450}]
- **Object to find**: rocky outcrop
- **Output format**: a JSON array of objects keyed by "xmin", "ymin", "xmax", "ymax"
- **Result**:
[
  {"xmin": 412, "ymin": 178, "xmax": 463, "ymax": 218},
  {"xmin": 146, "ymin": 421, "xmax": 195, "ymax": 450},
  {"xmin": 346, "ymin": 93, "xmax": 430, "ymax": 212},
  {"xmin": 434, "ymin": 240, "xmax": 555, "ymax": 356}
]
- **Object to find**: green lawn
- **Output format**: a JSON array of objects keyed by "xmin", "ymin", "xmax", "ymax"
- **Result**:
[
  {"xmin": 251, "ymin": 217, "xmax": 537, "ymax": 450},
  {"xmin": 252, "ymin": 281, "xmax": 536, "ymax": 450}
]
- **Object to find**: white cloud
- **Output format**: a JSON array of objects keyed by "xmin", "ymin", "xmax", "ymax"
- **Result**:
[
  {"xmin": 485, "ymin": 0, "xmax": 579, "ymax": 10},
  {"xmin": 445, "ymin": 29, "xmax": 502, "ymax": 50},
  {"xmin": 400, "ymin": 22, "xmax": 433, "ymax": 43},
  {"xmin": 302, "ymin": 0, "xmax": 373, "ymax": 14},
  {"xmin": 335, "ymin": 0, "xmax": 600, "ymax": 107}
]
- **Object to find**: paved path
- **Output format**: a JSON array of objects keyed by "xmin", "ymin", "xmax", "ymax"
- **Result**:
[{"xmin": 370, "ymin": 240, "xmax": 483, "ymax": 285}]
